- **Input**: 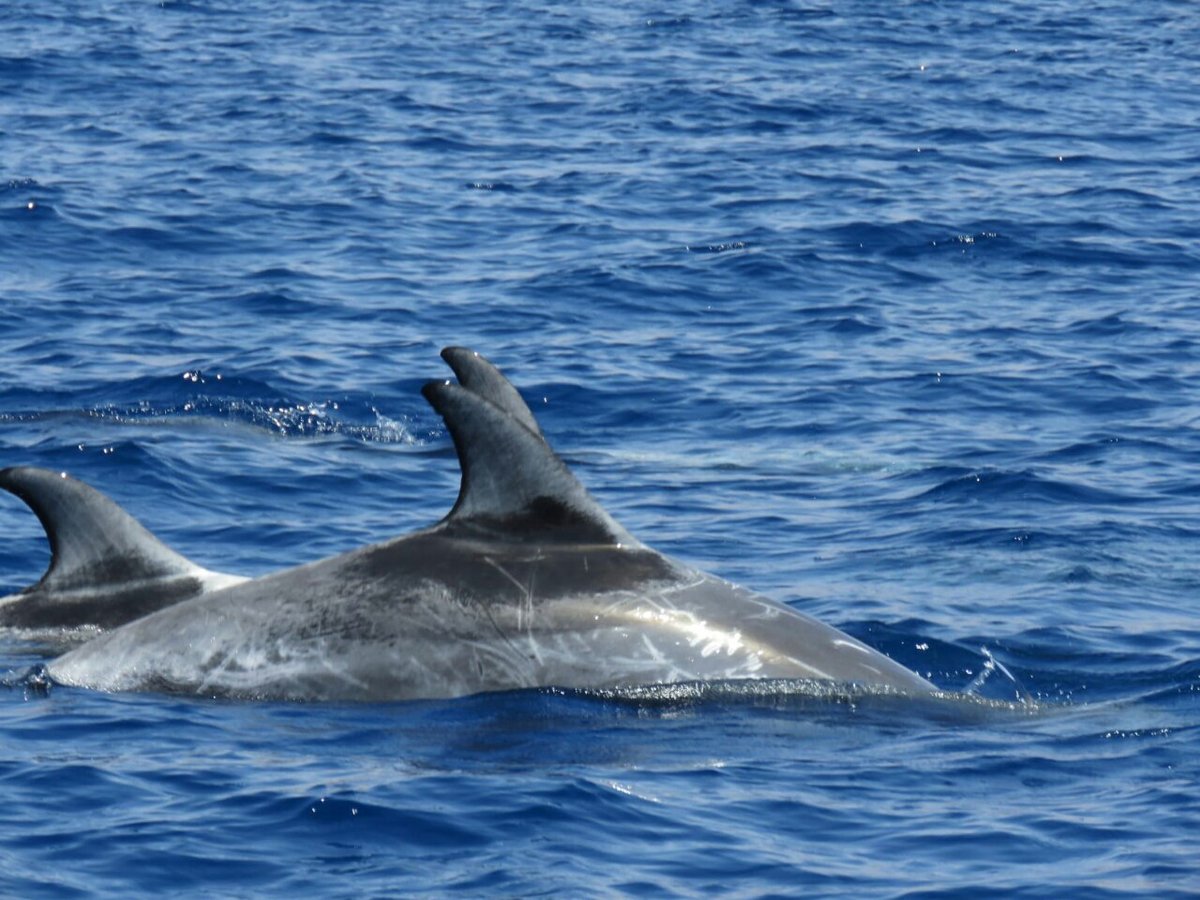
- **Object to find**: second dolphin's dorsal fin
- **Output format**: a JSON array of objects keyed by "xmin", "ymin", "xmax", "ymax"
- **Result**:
[
  {"xmin": 440, "ymin": 346, "xmax": 544, "ymax": 438},
  {"xmin": 421, "ymin": 379, "xmax": 638, "ymax": 546},
  {"xmin": 0, "ymin": 466, "xmax": 217, "ymax": 594}
]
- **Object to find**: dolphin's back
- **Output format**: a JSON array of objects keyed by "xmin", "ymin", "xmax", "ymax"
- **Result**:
[
  {"xmin": 40, "ymin": 348, "xmax": 936, "ymax": 701},
  {"xmin": 49, "ymin": 531, "xmax": 932, "ymax": 700}
]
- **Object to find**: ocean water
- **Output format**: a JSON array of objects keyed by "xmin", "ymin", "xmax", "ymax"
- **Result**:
[{"xmin": 2, "ymin": 0, "xmax": 1198, "ymax": 895}]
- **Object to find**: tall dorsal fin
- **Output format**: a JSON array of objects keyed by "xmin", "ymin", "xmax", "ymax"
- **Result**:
[
  {"xmin": 421, "ymin": 380, "xmax": 638, "ymax": 546},
  {"xmin": 0, "ymin": 466, "xmax": 216, "ymax": 594},
  {"xmin": 440, "ymin": 346, "xmax": 543, "ymax": 437}
]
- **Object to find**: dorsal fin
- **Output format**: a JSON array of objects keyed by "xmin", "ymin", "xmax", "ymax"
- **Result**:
[
  {"xmin": 0, "ymin": 466, "xmax": 213, "ymax": 594},
  {"xmin": 421, "ymin": 380, "xmax": 637, "ymax": 546},
  {"xmin": 440, "ymin": 346, "xmax": 543, "ymax": 437}
]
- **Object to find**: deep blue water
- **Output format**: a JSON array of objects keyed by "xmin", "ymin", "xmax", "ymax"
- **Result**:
[{"xmin": 2, "ymin": 0, "xmax": 1199, "ymax": 895}]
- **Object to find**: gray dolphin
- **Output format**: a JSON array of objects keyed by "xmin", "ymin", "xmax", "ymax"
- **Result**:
[
  {"xmin": 0, "ymin": 467, "xmax": 244, "ymax": 638},
  {"xmin": 13, "ymin": 348, "xmax": 935, "ymax": 701}
]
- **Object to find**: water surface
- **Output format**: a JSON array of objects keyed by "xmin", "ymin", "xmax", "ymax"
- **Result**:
[{"xmin": 2, "ymin": 1, "xmax": 1198, "ymax": 896}]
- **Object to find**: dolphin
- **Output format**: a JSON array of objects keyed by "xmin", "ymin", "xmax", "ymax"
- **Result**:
[
  {"xmin": 11, "ymin": 348, "xmax": 935, "ymax": 701},
  {"xmin": 0, "ymin": 467, "xmax": 244, "ymax": 638}
]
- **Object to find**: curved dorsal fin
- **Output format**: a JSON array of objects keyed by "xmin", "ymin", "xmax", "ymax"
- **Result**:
[
  {"xmin": 421, "ymin": 380, "xmax": 637, "ymax": 546},
  {"xmin": 0, "ymin": 466, "xmax": 211, "ymax": 594},
  {"xmin": 440, "ymin": 346, "xmax": 543, "ymax": 437}
]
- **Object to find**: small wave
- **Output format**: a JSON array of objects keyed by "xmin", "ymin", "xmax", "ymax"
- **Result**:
[
  {"xmin": 0, "ymin": 397, "xmax": 422, "ymax": 445},
  {"xmin": 1065, "ymin": 311, "xmax": 1140, "ymax": 336},
  {"xmin": 0, "ymin": 366, "xmax": 431, "ymax": 445},
  {"xmin": 684, "ymin": 240, "xmax": 748, "ymax": 254},
  {"xmin": 223, "ymin": 289, "xmax": 321, "ymax": 315},
  {"xmin": 915, "ymin": 469, "xmax": 1140, "ymax": 506},
  {"xmin": 1036, "ymin": 435, "xmax": 1125, "ymax": 464},
  {"xmin": 464, "ymin": 181, "xmax": 517, "ymax": 192},
  {"xmin": 819, "ymin": 219, "xmax": 1016, "ymax": 265},
  {"xmin": 827, "ymin": 316, "xmax": 883, "ymax": 335}
]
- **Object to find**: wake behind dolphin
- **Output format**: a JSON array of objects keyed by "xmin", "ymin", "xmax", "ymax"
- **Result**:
[{"xmin": 1, "ymin": 348, "xmax": 936, "ymax": 702}]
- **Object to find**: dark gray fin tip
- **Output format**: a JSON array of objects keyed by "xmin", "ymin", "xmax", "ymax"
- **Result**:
[
  {"xmin": 420, "ymin": 381, "xmax": 637, "ymax": 547},
  {"xmin": 440, "ymin": 346, "xmax": 544, "ymax": 438},
  {"xmin": 0, "ymin": 466, "xmax": 203, "ymax": 594}
]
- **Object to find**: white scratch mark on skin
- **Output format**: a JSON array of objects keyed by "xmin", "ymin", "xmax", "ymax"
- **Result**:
[
  {"xmin": 479, "ymin": 556, "xmax": 543, "ymax": 665},
  {"xmin": 832, "ymin": 639, "xmax": 872, "ymax": 655},
  {"xmin": 483, "ymin": 555, "xmax": 537, "ymax": 635},
  {"xmin": 523, "ymin": 633, "xmax": 544, "ymax": 667},
  {"xmin": 465, "ymin": 638, "xmax": 536, "ymax": 689},
  {"xmin": 484, "ymin": 556, "xmax": 527, "ymax": 595},
  {"xmin": 785, "ymin": 658, "xmax": 833, "ymax": 680},
  {"xmin": 640, "ymin": 633, "xmax": 666, "ymax": 665}
]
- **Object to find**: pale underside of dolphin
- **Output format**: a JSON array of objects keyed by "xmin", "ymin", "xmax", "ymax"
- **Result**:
[{"xmin": 3, "ymin": 348, "xmax": 935, "ymax": 701}]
